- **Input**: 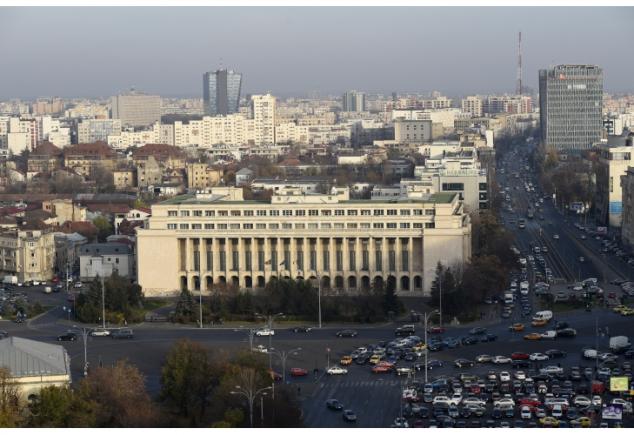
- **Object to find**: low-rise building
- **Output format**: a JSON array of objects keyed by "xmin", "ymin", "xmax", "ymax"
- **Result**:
[
  {"xmin": 235, "ymin": 168, "xmax": 254, "ymax": 186},
  {"xmin": 186, "ymin": 163, "xmax": 223, "ymax": 190},
  {"xmin": 136, "ymin": 186, "xmax": 471, "ymax": 297},
  {"xmin": 113, "ymin": 169, "xmax": 137, "ymax": 191},
  {"xmin": 79, "ymin": 243, "xmax": 134, "ymax": 280},
  {"xmin": 0, "ymin": 337, "xmax": 71, "ymax": 402},
  {"xmin": 42, "ymin": 199, "xmax": 87, "ymax": 224}
]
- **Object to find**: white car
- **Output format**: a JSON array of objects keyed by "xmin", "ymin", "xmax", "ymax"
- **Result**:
[
  {"xmin": 90, "ymin": 328, "xmax": 110, "ymax": 337},
  {"xmin": 553, "ymin": 234, "xmax": 560, "ymax": 240},
  {"xmin": 432, "ymin": 396, "xmax": 451, "ymax": 406},
  {"xmin": 462, "ymin": 397, "xmax": 486, "ymax": 407},
  {"xmin": 514, "ymin": 371, "xmax": 526, "ymax": 380},
  {"xmin": 253, "ymin": 345, "xmax": 268, "ymax": 353},
  {"xmin": 499, "ymin": 371, "xmax": 511, "ymax": 382},
  {"xmin": 520, "ymin": 406, "xmax": 532, "ymax": 419},
  {"xmin": 592, "ymin": 396, "xmax": 602, "ymax": 407},
  {"xmin": 540, "ymin": 365, "xmax": 564, "ymax": 375},
  {"xmin": 32, "ymin": 280, "xmax": 41, "ymax": 286},
  {"xmin": 573, "ymin": 396, "xmax": 592, "ymax": 408},
  {"xmin": 448, "ymin": 393, "xmax": 462, "ymax": 406},
  {"xmin": 494, "ymin": 397, "xmax": 515, "ymax": 408},
  {"xmin": 74, "ymin": 281, "xmax": 83, "ymax": 288},
  {"xmin": 541, "ymin": 330, "xmax": 557, "ymax": 339},
  {"xmin": 327, "ymin": 366, "xmax": 348, "ymax": 375},
  {"xmin": 255, "ymin": 328, "xmax": 275, "ymax": 336},
  {"xmin": 493, "ymin": 355, "xmax": 511, "ymax": 364},
  {"xmin": 529, "ymin": 353, "xmax": 549, "ymax": 361}
]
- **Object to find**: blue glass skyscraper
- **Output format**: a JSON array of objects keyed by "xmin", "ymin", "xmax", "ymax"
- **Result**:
[{"xmin": 203, "ymin": 69, "xmax": 242, "ymax": 116}]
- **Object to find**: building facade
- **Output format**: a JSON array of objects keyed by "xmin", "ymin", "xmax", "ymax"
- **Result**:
[
  {"xmin": 203, "ymin": 69, "xmax": 242, "ymax": 116},
  {"xmin": 252, "ymin": 94, "xmax": 276, "ymax": 145},
  {"xmin": 621, "ymin": 166, "xmax": 634, "ymax": 249},
  {"xmin": 461, "ymin": 96, "xmax": 483, "ymax": 117},
  {"xmin": 394, "ymin": 119, "xmax": 434, "ymax": 143},
  {"xmin": 111, "ymin": 91, "xmax": 161, "ymax": 128},
  {"xmin": 539, "ymin": 65, "xmax": 603, "ymax": 151},
  {"xmin": 79, "ymin": 243, "xmax": 134, "ymax": 280},
  {"xmin": 0, "ymin": 229, "xmax": 55, "ymax": 283},
  {"xmin": 136, "ymin": 187, "xmax": 471, "ymax": 297},
  {"xmin": 342, "ymin": 91, "xmax": 366, "ymax": 113},
  {"xmin": 596, "ymin": 139, "xmax": 634, "ymax": 227},
  {"xmin": 78, "ymin": 119, "xmax": 122, "ymax": 143}
]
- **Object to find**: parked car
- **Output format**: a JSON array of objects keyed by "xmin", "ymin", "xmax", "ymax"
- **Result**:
[
  {"xmin": 90, "ymin": 328, "xmax": 110, "ymax": 337},
  {"xmin": 255, "ymin": 328, "xmax": 275, "ymax": 336}
]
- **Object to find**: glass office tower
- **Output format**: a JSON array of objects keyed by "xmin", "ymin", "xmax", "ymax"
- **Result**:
[
  {"xmin": 203, "ymin": 69, "xmax": 242, "ymax": 116},
  {"xmin": 539, "ymin": 65, "xmax": 603, "ymax": 151}
]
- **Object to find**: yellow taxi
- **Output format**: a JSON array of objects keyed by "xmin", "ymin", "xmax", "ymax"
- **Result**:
[
  {"xmin": 532, "ymin": 318, "xmax": 548, "ymax": 327},
  {"xmin": 340, "ymin": 356, "xmax": 353, "ymax": 366},
  {"xmin": 621, "ymin": 307, "xmax": 634, "ymax": 316},
  {"xmin": 573, "ymin": 417, "xmax": 591, "ymax": 428},
  {"xmin": 369, "ymin": 354, "xmax": 382, "ymax": 365},
  {"xmin": 509, "ymin": 323, "xmax": 525, "ymax": 332},
  {"xmin": 612, "ymin": 305, "xmax": 627, "ymax": 314},
  {"xmin": 524, "ymin": 332, "xmax": 542, "ymax": 341},
  {"xmin": 539, "ymin": 417, "xmax": 560, "ymax": 427}
]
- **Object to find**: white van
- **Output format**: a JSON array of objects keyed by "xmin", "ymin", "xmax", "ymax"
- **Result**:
[
  {"xmin": 42, "ymin": 286, "xmax": 52, "ymax": 294},
  {"xmin": 532, "ymin": 310, "xmax": 553, "ymax": 322}
]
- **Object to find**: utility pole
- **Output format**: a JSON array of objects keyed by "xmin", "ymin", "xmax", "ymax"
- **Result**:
[
  {"xmin": 317, "ymin": 274, "xmax": 322, "ymax": 328},
  {"xmin": 438, "ymin": 273, "xmax": 442, "ymax": 329},
  {"xmin": 100, "ymin": 274, "xmax": 106, "ymax": 329}
]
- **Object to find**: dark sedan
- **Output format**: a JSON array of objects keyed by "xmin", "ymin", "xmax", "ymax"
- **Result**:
[
  {"xmin": 57, "ymin": 332, "xmax": 77, "ymax": 341},
  {"xmin": 454, "ymin": 358, "xmax": 475, "ymax": 368},
  {"xmin": 335, "ymin": 329, "xmax": 358, "ymax": 338}
]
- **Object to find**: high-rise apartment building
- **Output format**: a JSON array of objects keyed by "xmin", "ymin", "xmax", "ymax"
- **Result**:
[
  {"xmin": 78, "ymin": 119, "xmax": 122, "ymax": 143},
  {"xmin": 342, "ymin": 91, "xmax": 366, "ymax": 112},
  {"xmin": 203, "ymin": 69, "xmax": 242, "ymax": 116},
  {"xmin": 252, "ymin": 94, "xmax": 276, "ymax": 145},
  {"xmin": 461, "ymin": 96, "xmax": 483, "ymax": 117},
  {"xmin": 539, "ymin": 65, "xmax": 603, "ymax": 151},
  {"xmin": 111, "ymin": 91, "xmax": 161, "ymax": 128}
]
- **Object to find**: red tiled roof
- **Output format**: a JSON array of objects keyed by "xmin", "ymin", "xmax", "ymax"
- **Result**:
[
  {"xmin": 86, "ymin": 203, "xmax": 130, "ymax": 214},
  {"xmin": 132, "ymin": 143, "xmax": 186, "ymax": 161},
  {"xmin": 31, "ymin": 141, "xmax": 63, "ymax": 157},
  {"xmin": 64, "ymin": 141, "xmax": 116, "ymax": 158}
]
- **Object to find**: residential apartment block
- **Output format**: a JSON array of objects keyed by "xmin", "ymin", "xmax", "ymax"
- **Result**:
[{"xmin": 0, "ymin": 229, "xmax": 55, "ymax": 283}]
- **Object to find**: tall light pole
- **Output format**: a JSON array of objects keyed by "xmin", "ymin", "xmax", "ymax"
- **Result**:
[
  {"xmin": 438, "ymin": 274, "xmax": 442, "ymax": 329},
  {"xmin": 230, "ymin": 385, "xmax": 272, "ymax": 428},
  {"xmin": 73, "ymin": 325, "xmax": 90, "ymax": 376},
  {"xmin": 318, "ymin": 274, "xmax": 322, "ymax": 329},
  {"xmin": 423, "ymin": 310, "xmax": 440, "ymax": 384},
  {"xmin": 268, "ymin": 347, "xmax": 301, "ymax": 382}
]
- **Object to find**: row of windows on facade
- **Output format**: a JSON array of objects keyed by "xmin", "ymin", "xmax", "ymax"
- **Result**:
[
  {"xmin": 185, "ymin": 250, "xmax": 412, "ymax": 273},
  {"xmin": 442, "ymin": 183, "xmax": 489, "ymax": 191},
  {"xmin": 167, "ymin": 208, "xmax": 437, "ymax": 218},
  {"xmin": 167, "ymin": 221, "xmax": 436, "ymax": 230}
]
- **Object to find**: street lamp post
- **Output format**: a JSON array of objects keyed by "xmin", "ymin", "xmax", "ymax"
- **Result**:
[
  {"xmin": 422, "ymin": 310, "xmax": 440, "ymax": 383},
  {"xmin": 317, "ymin": 274, "xmax": 322, "ymax": 329},
  {"xmin": 268, "ymin": 347, "xmax": 301, "ymax": 382},
  {"xmin": 73, "ymin": 325, "xmax": 90, "ymax": 376},
  {"xmin": 230, "ymin": 385, "xmax": 272, "ymax": 428}
]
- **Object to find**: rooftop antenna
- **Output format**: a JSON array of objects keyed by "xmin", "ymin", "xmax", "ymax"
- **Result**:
[{"xmin": 516, "ymin": 31, "xmax": 522, "ymax": 96}]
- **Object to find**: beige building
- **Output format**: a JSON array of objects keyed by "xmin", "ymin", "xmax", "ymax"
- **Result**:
[
  {"xmin": 111, "ymin": 91, "xmax": 161, "ymax": 128},
  {"xmin": 461, "ymin": 96, "xmax": 483, "ymax": 117},
  {"xmin": 137, "ymin": 187, "xmax": 471, "ymax": 297},
  {"xmin": 186, "ymin": 163, "xmax": 223, "ymax": 190},
  {"xmin": 596, "ymin": 139, "xmax": 634, "ymax": 227},
  {"xmin": 113, "ymin": 169, "xmax": 137, "ymax": 191},
  {"xmin": 0, "ymin": 337, "xmax": 71, "ymax": 402},
  {"xmin": 252, "ymin": 94, "xmax": 276, "ymax": 145},
  {"xmin": 621, "ymin": 166, "xmax": 634, "ymax": 248},
  {"xmin": 0, "ymin": 229, "xmax": 56, "ymax": 283},
  {"xmin": 42, "ymin": 199, "xmax": 87, "ymax": 224}
]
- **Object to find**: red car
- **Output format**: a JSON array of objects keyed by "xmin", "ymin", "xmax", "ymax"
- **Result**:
[
  {"xmin": 511, "ymin": 352, "xmax": 530, "ymax": 360},
  {"xmin": 428, "ymin": 326, "xmax": 446, "ymax": 334},
  {"xmin": 519, "ymin": 398, "xmax": 541, "ymax": 408},
  {"xmin": 290, "ymin": 368, "xmax": 308, "ymax": 377},
  {"xmin": 372, "ymin": 365, "xmax": 391, "ymax": 374}
]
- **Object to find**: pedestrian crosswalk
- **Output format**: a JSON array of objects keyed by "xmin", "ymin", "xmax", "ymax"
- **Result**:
[{"xmin": 324, "ymin": 379, "xmax": 402, "ymax": 388}]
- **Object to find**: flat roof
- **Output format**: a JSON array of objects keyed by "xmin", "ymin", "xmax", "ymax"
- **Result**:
[{"xmin": 159, "ymin": 192, "xmax": 456, "ymax": 206}]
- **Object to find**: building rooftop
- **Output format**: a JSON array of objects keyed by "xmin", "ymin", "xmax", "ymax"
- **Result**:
[
  {"xmin": 0, "ymin": 336, "xmax": 70, "ymax": 378},
  {"xmin": 79, "ymin": 243, "xmax": 131, "ymax": 256},
  {"xmin": 159, "ymin": 191, "xmax": 456, "ymax": 205}
]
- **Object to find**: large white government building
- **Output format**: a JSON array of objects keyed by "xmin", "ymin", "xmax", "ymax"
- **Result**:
[{"xmin": 137, "ymin": 187, "xmax": 471, "ymax": 297}]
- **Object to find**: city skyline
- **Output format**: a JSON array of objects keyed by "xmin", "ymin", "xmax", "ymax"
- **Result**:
[{"xmin": 0, "ymin": 7, "xmax": 633, "ymax": 99}]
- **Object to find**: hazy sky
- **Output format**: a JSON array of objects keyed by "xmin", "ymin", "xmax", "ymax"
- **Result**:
[{"xmin": 1, "ymin": 7, "xmax": 633, "ymax": 99}]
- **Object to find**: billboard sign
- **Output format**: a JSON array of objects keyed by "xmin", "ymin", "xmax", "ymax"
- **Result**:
[
  {"xmin": 602, "ymin": 405, "xmax": 623, "ymax": 420},
  {"xmin": 610, "ymin": 377, "xmax": 630, "ymax": 392}
]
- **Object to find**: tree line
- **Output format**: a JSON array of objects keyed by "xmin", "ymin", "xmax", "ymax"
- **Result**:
[
  {"xmin": 0, "ymin": 340, "xmax": 301, "ymax": 428},
  {"xmin": 172, "ymin": 276, "xmax": 402, "ymax": 325}
]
